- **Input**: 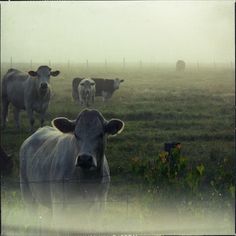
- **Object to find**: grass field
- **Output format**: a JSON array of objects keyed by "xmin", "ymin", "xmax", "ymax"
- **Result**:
[
  {"xmin": 1, "ymin": 62, "xmax": 235, "ymax": 234},
  {"xmin": 1, "ymin": 62, "xmax": 234, "ymax": 175}
]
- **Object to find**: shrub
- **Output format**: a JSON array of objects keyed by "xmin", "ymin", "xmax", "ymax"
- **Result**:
[{"xmin": 131, "ymin": 145, "xmax": 206, "ymax": 197}]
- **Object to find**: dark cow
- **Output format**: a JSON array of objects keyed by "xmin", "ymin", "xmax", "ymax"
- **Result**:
[
  {"xmin": 92, "ymin": 78, "xmax": 124, "ymax": 101},
  {"xmin": 19, "ymin": 109, "xmax": 124, "ymax": 217},
  {"xmin": 72, "ymin": 77, "xmax": 83, "ymax": 102},
  {"xmin": 2, "ymin": 66, "xmax": 60, "ymax": 131},
  {"xmin": 0, "ymin": 146, "xmax": 13, "ymax": 175},
  {"xmin": 176, "ymin": 60, "xmax": 186, "ymax": 72}
]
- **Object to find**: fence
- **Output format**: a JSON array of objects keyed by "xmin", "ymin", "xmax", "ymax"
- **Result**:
[
  {"xmin": 6, "ymin": 57, "xmax": 235, "ymax": 71},
  {"xmin": 1, "ymin": 175, "xmax": 143, "ymax": 210}
]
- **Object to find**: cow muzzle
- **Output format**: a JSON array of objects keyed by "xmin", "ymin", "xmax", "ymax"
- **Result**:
[
  {"xmin": 40, "ymin": 82, "xmax": 48, "ymax": 90},
  {"xmin": 76, "ymin": 154, "xmax": 97, "ymax": 170}
]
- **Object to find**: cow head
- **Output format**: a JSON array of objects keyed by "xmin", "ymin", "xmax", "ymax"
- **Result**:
[
  {"xmin": 52, "ymin": 109, "xmax": 124, "ymax": 171},
  {"xmin": 28, "ymin": 66, "xmax": 60, "ymax": 95},
  {"xmin": 79, "ymin": 78, "xmax": 95, "ymax": 98},
  {"xmin": 114, "ymin": 78, "xmax": 124, "ymax": 90}
]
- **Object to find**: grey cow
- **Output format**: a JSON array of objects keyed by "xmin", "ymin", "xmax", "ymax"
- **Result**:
[
  {"xmin": 19, "ymin": 109, "xmax": 124, "ymax": 217},
  {"xmin": 2, "ymin": 66, "xmax": 60, "ymax": 131}
]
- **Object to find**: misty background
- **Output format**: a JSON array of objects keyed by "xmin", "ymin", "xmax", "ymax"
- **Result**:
[{"xmin": 1, "ymin": 1, "xmax": 235, "ymax": 64}]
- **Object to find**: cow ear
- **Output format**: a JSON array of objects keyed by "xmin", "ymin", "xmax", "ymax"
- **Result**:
[
  {"xmin": 120, "ymin": 79, "xmax": 124, "ymax": 83},
  {"xmin": 50, "ymin": 70, "xmax": 60, "ymax": 77},
  {"xmin": 52, "ymin": 117, "xmax": 75, "ymax": 133},
  {"xmin": 105, "ymin": 119, "xmax": 124, "ymax": 136},
  {"xmin": 28, "ymin": 71, "xmax": 38, "ymax": 77}
]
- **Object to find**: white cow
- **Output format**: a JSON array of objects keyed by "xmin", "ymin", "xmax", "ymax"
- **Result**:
[
  {"xmin": 78, "ymin": 78, "xmax": 96, "ymax": 107},
  {"xmin": 19, "ymin": 109, "xmax": 124, "ymax": 223},
  {"xmin": 2, "ymin": 66, "xmax": 60, "ymax": 131}
]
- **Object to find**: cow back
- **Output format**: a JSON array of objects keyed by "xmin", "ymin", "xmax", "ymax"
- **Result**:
[{"xmin": 91, "ymin": 78, "xmax": 105, "ymax": 96}]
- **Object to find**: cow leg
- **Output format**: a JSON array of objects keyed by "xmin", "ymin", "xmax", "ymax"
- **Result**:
[
  {"xmin": 40, "ymin": 111, "xmax": 46, "ymax": 127},
  {"xmin": 79, "ymin": 94, "xmax": 84, "ymax": 106},
  {"xmin": 86, "ymin": 98, "xmax": 89, "ymax": 107},
  {"xmin": 13, "ymin": 107, "xmax": 20, "ymax": 129},
  {"xmin": 2, "ymin": 99, "xmax": 9, "ymax": 129},
  {"xmin": 79, "ymin": 95, "xmax": 83, "ymax": 106},
  {"xmin": 26, "ymin": 108, "xmax": 35, "ymax": 132},
  {"xmin": 20, "ymin": 181, "xmax": 40, "ymax": 232}
]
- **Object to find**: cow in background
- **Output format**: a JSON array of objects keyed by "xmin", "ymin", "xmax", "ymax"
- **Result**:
[
  {"xmin": 78, "ymin": 78, "xmax": 96, "ymax": 107},
  {"xmin": 2, "ymin": 66, "xmax": 60, "ymax": 131},
  {"xmin": 72, "ymin": 77, "xmax": 83, "ymax": 103},
  {"xmin": 176, "ymin": 60, "xmax": 186, "ymax": 72},
  {"xmin": 92, "ymin": 78, "xmax": 124, "ymax": 101},
  {"xmin": 0, "ymin": 146, "xmax": 13, "ymax": 176},
  {"xmin": 72, "ymin": 77, "xmax": 124, "ymax": 102}
]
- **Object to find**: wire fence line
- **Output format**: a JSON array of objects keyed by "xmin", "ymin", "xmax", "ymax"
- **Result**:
[
  {"xmin": 1, "ymin": 174, "xmax": 141, "ymax": 185},
  {"xmin": 1, "ymin": 178, "xmax": 142, "ymax": 216},
  {"xmin": 1, "ymin": 175, "xmax": 220, "ymax": 206},
  {"xmin": 1, "ymin": 175, "xmax": 112, "ymax": 184},
  {"xmin": 4, "ymin": 57, "xmax": 235, "ymax": 70},
  {"xmin": 1, "ymin": 175, "xmax": 145, "ymax": 205}
]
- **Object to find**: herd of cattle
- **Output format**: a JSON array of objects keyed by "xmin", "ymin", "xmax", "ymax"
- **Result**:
[
  {"xmin": 2, "ymin": 61, "xmax": 185, "ymax": 219},
  {"xmin": 2, "ymin": 60, "xmax": 185, "ymax": 131},
  {"xmin": 72, "ymin": 77, "xmax": 124, "ymax": 106},
  {"xmin": 2, "ymin": 66, "xmax": 124, "ymax": 131},
  {"xmin": 1, "ymin": 65, "xmax": 125, "ymax": 217}
]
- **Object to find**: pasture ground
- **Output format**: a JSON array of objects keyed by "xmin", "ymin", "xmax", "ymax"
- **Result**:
[{"xmin": 1, "ymin": 62, "xmax": 235, "ymax": 234}]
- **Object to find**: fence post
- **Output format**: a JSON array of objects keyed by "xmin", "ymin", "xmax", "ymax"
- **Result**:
[
  {"xmin": 67, "ymin": 60, "xmax": 70, "ymax": 71},
  {"xmin": 30, "ymin": 59, "xmax": 32, "ymax": 69},
  {"xmin": 126, "ymin": 181, "xmax": 129, "ymax": 219},
  {"xmin": 49, "ymin": 60, "xmax": 51, "ymax": 67},
  {"xmin": 139, "ymin": 60, "xmax": 142, "ymax": 69},
  {"xmin": 10, "ymin": 56, "xmax": 12, "ymax": 68},
  {"xmin": 62, "ymin": 176, "xmax": 65, "ymax": 210},
  {"xmin": 105, "ymin": 59, "xmax": 107, "ymax": 70},
  {"xmin": 86, "ymin": 59, "xmax": 89, "ymax": 70},
  {"xmin": 0, "ymin": 176, "xmax": 1, "ymax": 235},
  {"xmin": 123, "ymin": 57, "xmax": 126, "ymax": 69},
  {"xmin": 39, "ymin": 215, "xmax": 42, "ymax": 236}
]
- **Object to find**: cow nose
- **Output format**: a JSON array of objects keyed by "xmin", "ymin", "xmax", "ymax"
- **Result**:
[
  {"xmin": 40, "ymin": 83, "xmax": 48, "ymax": 89},
  {"xmin": 76, "ymin": 155, "xmax": 93, "ymax": 169}
]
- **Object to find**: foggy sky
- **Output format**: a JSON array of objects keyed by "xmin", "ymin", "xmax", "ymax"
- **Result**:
[{"xmin": 1, "ymin": 1, "xmax": 235, "ymax": 63}]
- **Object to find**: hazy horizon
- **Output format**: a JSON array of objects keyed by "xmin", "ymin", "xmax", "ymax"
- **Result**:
[{"xmin": 1, "ymin": 1, "xmax": 235, "ymax": 64}]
